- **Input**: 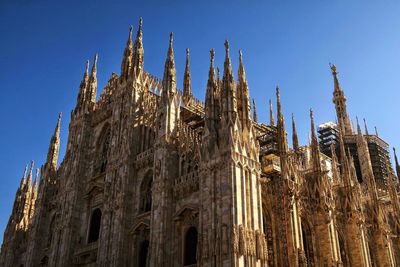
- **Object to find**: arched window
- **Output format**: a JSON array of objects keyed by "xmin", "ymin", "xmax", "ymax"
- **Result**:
[
  {"xmin": 88, "ymin": 208, "xmax": 102, "ymax": 243},
  {"xmin": 138, "ymin": 240, "xmax": 149, "ymax": 267},
  {"xmin": 96, "ymin": 126, "xmax": 111, "ymax": 175},
  {"xmin": 140, "ymin": 172, "xmax": 153, "ymax": 213},
  {"xmin": 184, "ymin": 227, "xmax": 198, "ymax": 266},
  {"xmin": 301, "ymin": 220, "xmax": 315, "ymax": 267}
]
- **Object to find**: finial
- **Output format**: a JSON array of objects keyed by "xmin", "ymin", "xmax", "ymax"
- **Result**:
[
  {"xmin": 330, "ymin": 63, "xmax": 337, "ymax": 74},
  {"xmin": 23, "ymin": 164, "xmax": 28, "ymax": 179},
  {"xmin": 27, "ymin": 160, "xmax": 34, "ymax": 186},
  {"xmin": 91, "ymin": 53, "xmax": 98, "ymax": 74},
  {"xmin": 252, "ymin": 98, "xmax": 258, "ymax": 123},
  {"xmin": 210, "ymin": 49, "xmax": 215, "ymax": 64},
  {"xmin": 363, "ymin": 118, "xmax": 369, "ymax": 135},
  {"xmin": 186, "ymin": 48, "xmax": 190, "ymax": 57},
  {"xmin": 169, "ymin": 32, "xmax": 173, "ymax": 46},
  {"xmin": 292, "ymin": 113, "xmax": 299, "ymax": 151},
  {"xmin": 269, "ymin": 98, "xmax": 275, "ymax": 126},
  {"xmin": 374, "ymin": 126, "xmax": 379, "ymax": 136},
  {"xmin": 135, "ymin": 17, "xmax": 143, "ymax": 39},
  {"xmin": 310, "ymin": 108, "xmax": 314, "ymax": 125},
  {"xmin": 29, "ymin": 160, "xmax": 34, "ymax": 173},
  {"xmin": 224, "ymin": 39, "xmax": 229, "ymax": 53},
  {"xmin": 356, "ymin": 116, "xmax": 362, "ymax": 134},
  {"xmin": 129, "ymin": 25, "xmax": 133, "ymax": 37},
  {"xmin": 85, "ymin": 60, "xmax": 90, "ymax": 76},
  {"xmin": 239, "ymin": 49, "xmax": 243, "ymax": 62}
]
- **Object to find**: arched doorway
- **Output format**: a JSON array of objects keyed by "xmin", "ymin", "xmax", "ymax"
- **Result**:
[{"xmin": 184, "ymin": 226, "xmax": 198, "ymax": 266}]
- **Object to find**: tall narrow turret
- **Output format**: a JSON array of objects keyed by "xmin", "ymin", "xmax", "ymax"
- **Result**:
[
  {"xmin": 356, "ymin": 118, "xmax": 378, "ymax": 203},
  {"xmin": 157, "ymin": 33, "xmax": 179, "ymax": 141},
  {"xmin": 132, "ymin": 17, "xmax": 144, "ymax": 75},
  {"xmin": 276, "ymin": 87, "xmax": 288, "ymax": 155},
  {"xmin": 252, "ymin": 98, "xmax": 258, "ymax": 123},
  {"xmin": 75, "ymin": 60, "xmax": 89, "ymax": 111},
  {"xmin": 45, "ymin": 113, "xmax": 62, "ymax": 171},
  {"xmin": 269, "ymin": 98, "xmax": 275, "ymax": 126},
  {"xmin": 121, "ymin": 25, "xmax": 133, "ymax": 80},
  {"xmin": 310, "ymin": 109, "xmax": 322, "ymax": 174},
  {"xmin": 204, "ymin": 49, "xmax": 219, "ymax": 135},
  {"xmin": 292, "ymin": 113, "xmax": 299, "ymax": 152},
  {"xmin": 86, "ymin": 54, "xmax": 98, "ymax": 108},
  {"xmin": 331, "ymin": 64, "xmax": 353, "ymax": 135},
  {"xmin": 220, "ymin": 40, "xmax": 237, "ymax": 123},
  {"xmin": 236, "ymin": 50, "xmax": 251, "ymax": 128},
  {"xmin": 182, "ymin": 48, "xmax": 193, "ymax": 106}
]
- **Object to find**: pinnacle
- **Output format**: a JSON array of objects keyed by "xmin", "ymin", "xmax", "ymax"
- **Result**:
[{"xmin": 91, "ymin": 54, "xmax": 98, "ymax": 74}]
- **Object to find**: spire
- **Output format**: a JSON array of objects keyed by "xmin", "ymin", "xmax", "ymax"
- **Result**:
[
  {"xmin": 46, "ymin": 113, "xmax": 62, "ymax": 171},
  {"xmin": 32, "ymin": 168, "xmax": 39, "ymax": 192},
  {"xmin": 310, "ymin": 109, "xmax": 322, "ymax": 173},
  {"xmin": 220, "ymin": 40, "xmax": 236, "ymax": 122},
  {"xmin": 161, "ymin": 32, "xmax": 177, "ymax": 104},
  {"xmin": 252, "ymin": 99, "xmax": 258, "ymax": 123},
  {"xmin": 338, "ymin": 129, "xmax": 352, "ymax": 188},
  {"xmin": 330, "ymin": 63, "xmax": 353, "ymax": 135},
  {"xmin": 330, "ymin": 143, "xmax": 340, "ymax": 183},
  {"xmin": 236, "ymin": 49, "xmax": 251, "ymax": 127},
  {"xmin": 76, "ymin": 60, "xmax": 90, "ymax": 110},
  {"xmin": 356, "ymin": 117, "xmax": 378, "ymax": 202},
  {"xmin": 204, "ymin": 49, "xmax": 218, "ymax": 133},
  {"xmin": 87, "ymin": 54, "xmax": 98, "ymax": 105},
  {"xmin": 183, "ymin": 48, "xmax": 193, "ymax": 106},
  {"xmin": 132, "ymin": 17, "xmax": 144, "ymax": 74},
  {"xmin": 394, "ymin": 147, "xmax": 400, "ymax": 179},
  {"xmin": 269, "ymin": 99, "xmax": 275, "ymax": 126},
  {"xmin": 292, "ymin": 113, "xmax": 299, "ymax": 152},
  {"xmin": 121, "ymin": 25, "xmax": 133, "ymax": 80},
  {"xmin": 276, "ymin": 87, "xmax": 288, "ymax": 154},
  {"xmin": 363, "ymin": 118, "xmax": 369, "ymax": 135},
  {"xmin": 26, "ymin": 161, "xmax": 34, "ymax": 190},
  {"xmin": 19, "ymin": 164, "xmax": 28, "ymax": 188}
]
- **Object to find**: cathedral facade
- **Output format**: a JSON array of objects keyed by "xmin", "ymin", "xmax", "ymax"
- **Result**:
[{"xmin": 1, "ymin": 18, "xmax": 400, "ymax": 267}]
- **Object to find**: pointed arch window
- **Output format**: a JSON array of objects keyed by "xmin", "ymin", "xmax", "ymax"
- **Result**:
[
  {"xmin": 301, "ymin": 220, "xmax": 315, "ymax": 266},
  {"xmin": 184, "ymin": 226, "xmax": 198, "ymax": 266},
  {"xmin": 88, "ymin": 208, "xmax": 102, "ymax": 243}
]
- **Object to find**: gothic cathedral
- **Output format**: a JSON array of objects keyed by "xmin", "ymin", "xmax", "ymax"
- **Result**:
[{"xmin": 1, "ymin": 18, "xmax": 400, "ymax": 267}]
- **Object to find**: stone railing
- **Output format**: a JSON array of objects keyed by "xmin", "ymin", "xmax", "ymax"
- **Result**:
[
  {"xmin": 135, "ymin": 148, "xmax": 154, "ymax": 169},
  {"xmin": 174, "ymin": 170, "xmax": 199, "ymax": 198}
]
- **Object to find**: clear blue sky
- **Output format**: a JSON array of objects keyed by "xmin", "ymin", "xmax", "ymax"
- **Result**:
[{"xmin": 1, "ymin": 0, "xmax": 399, "ymax": 241}]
